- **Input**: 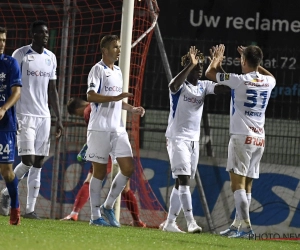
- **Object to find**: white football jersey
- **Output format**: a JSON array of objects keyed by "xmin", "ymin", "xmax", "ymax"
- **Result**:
[
  {"xmin": 165, "ymin": 80, "xmax": 216, "ymax": 141},
  {"xmin": 216, "ymin": 71, "xmax": 276, "ymax": 137},
  {"xmin": 12, "ymin": 45, "xmax": 57, "ymax": 117},
  {"xmin": 87, "ymin": 60, "xmax": 125, "ymax": 132}
]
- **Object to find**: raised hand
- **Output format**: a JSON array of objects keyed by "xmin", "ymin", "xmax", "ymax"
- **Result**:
[
  {"xmin": 188, "ymin": 46, "xmax": 200, "ymax": 66},
  {"xmin": 213, "ymin": 44, "xmax": 225, "ymax": 62},
  {"xmin": 237, "ymin": 45, "xmax": 246, "ymax": 56}
]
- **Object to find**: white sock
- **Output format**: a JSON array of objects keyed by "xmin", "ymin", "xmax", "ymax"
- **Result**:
[
  {"xmin": 246, "ymin": 193, "xmax": 252, "ymax": 210},
  {"xmin": 26, "ymin": 167, "xmax": 41, "ymax": 214},
  {"xmin": 167, "ymin": 187, "xmax": 181, "ymax": 222},
  {"xmin": 234, "ymin": 189, "xmax": 251, "ymax": 229},
  {"xmin": 89, "ymin": 177, "xmax": 103, "ymax": 220},
  {"xmin": 178, "ymin": 185, "xmax": 194, "ymax": 223},
  {"xmin": 104, "ymin": 172, "xmax": 129, "ymax": 209},
  {"xmin": 3, "ymin": 162, "xmax": 32, "ymax": 196},
  {"xmin": 231, "ymin": 210, "xmax": 241, "ymax": 228}
]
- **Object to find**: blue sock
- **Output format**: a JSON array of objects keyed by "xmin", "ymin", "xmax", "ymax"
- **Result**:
[{"xmin": 6, "ymin": 175, "xmax": 19, "ymax": 209}]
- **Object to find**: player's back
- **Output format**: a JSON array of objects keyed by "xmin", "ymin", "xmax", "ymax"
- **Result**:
[{"xmin": 229, "ymin": 72, "xmax": 276, "ymax": 136}]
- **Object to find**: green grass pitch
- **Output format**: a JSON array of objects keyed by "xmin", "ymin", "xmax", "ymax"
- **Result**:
[{"xmin": 0, "ymin": 216, "xmax": 299, "ymax": 250}]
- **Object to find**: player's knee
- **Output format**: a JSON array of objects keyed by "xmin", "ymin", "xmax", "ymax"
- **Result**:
[
  {"xmin": 0, "ymin": 167, "xmax": 14, "ymax": 182},
  {"xmin": 178, "ymin": 175, "xmax": 189, "ymax": 186},
  {"xmin": 22, "ymin": 155, "xmax": 35, "ymax": 166}
]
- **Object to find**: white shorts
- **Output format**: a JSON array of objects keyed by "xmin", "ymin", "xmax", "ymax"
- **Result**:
[
  {"xmin": 166, "ymin": 138, "xmax": 199, "ymax": 179},
  {"xmin": 227, "ymin": 134, "xmax": 265, "ymax": 179},
  {"xmin": 85, "ymin": 130, "xmax": 133, "ymax": 164},
  {"xmin": 17, "ymin": 114, "xmax": 51, "ymax": 156}
]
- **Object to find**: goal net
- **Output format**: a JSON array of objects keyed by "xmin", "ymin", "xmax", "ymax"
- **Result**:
[{"xmin": 0, "ymin": 0, "xmax": 166, "ymax": 227}]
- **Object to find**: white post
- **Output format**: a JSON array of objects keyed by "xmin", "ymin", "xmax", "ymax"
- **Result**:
[{"xmin": 113, "ymin": 0, "xmax": 135, "ymax": 222}]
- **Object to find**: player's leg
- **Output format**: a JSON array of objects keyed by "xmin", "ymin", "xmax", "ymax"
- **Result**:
[
  {"xmin": 0, "ymin": 132, "xmax": 20, "ymax": 225},
  {"xmin": 22, "ymin": 155, "xmax": 43, "ymax": 219},
  {"xmin": 101, "ymin": 131, "xmax": 133, "ymax": 227},
  {"xmin": 61, "ymin": 168, "xmax": 93, "ymax": 221},
  {"xmin": 0, "ymin": 115, "xmax": 34, "ymax": 215},
  {"xmin": 220, "ymin": 135, "xmax": 245, "ymax": 236},
  {"xmin": 1, "ymin": 164, "xmax": 20, "ymax": 225},
  {"xmin": 159, "ymin": 178, "xmax": 181, "ymax": 230},
  {"xmin": 122, "ymin": 180, "xmax": 146, "ymax": 227},
  {"xmin": 85, "ymin": 131, "xmax": 110, "ymax": 227},
  {"xmin": 23, "ymin": 116, "xmax": 51, "ymax": 219},
  {"xmin": 89, "ymin": 162, "xmax": 110, "ymax": 226}
]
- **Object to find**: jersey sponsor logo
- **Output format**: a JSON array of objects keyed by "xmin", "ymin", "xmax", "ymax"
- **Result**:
[
  {"xmin": 220, "ymin": 73, "xmax": 230, "ymax": 81},
  {"xmin": 0, "ymin": 72, "xmax": 6, "ymax": 82},
  {"xmin": 0, "ymin": 94, "xmax": 5, "ymax": 101},
  {"xmin": 0, "ymin": 84, "xmax": 7, "ymax": 92},
  {"xmin": 45, "ymin": 58, "xmax": 51, "ymax": 66},
  {"xmin": 244, "ymin": 81, "xmax": 269, "ymax": 87},
  {"xmin": 220, "ymin": 73, "xmax": 224, "ymax": 81},
  {"xmin": 27, "ymin": 70, "xmax": 51, "ymax": 77},
  {"xmin": 18, "ymin": 148, "xmax": 32, "ymax": 154},
  {"xmin": 104, "ymin": 85, "xmax": 122, "ymax": 92},
  {"xmin": 245, "ymin": 136, "xmax": 265, "ymax": 147},
  {"xmin": 245, "ymin": 110, "xmax": 262, "ymax": 117},
  {"xmin": 89, "ymin": 82, "xmax": 96, "ymax": 88},
  {"xmin": 183, "ymin": 95, "xmax": 203, "ymax": 104},
  {"xmin": 249, "ymin": 126, "xmax": 264, "ymax": 134},
  {"xmin": 88, "ymin": 153, "xmax": 105, "ymax": 160}
]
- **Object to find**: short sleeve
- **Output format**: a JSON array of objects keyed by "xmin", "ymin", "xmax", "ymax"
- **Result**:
[
  {"xmin": 87, "ymin": 64, "xmax": 103, "ymax": 93},
  {"xmin": 216, "ymin": 73, "xmax": 243, "ymax": 89},
  {"xmin": 10, "ymin": 58, "xmax": 22, "ymax": 88},
  {"xmin": 200, "ymin": 80, "xmax": 216, "ymax": 95},
  {"xmin": 50, "ymin": 53, "xmax": 57, "ymax": 80},
  {"xmin": 12, "ymin": 49, "xmax": 24, "ymax": 67}
]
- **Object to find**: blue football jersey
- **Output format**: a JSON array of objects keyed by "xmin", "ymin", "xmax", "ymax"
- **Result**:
[{"xmin": 0, "ymin": 54, "xmax": 22, "ymax": 131}]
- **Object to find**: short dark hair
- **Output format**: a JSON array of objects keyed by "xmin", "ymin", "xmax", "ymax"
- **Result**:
[
  {"xmin": 30, "ymin": 20, "xmax": 48, "ymax": 35},
  {"xmin": 67, "ymin": 97, "xmax": 86, "ymax": 115},
  {"xmin": 0, "ymin": 27, "xmax": 7, "ymax": 34},
  {"xmin": 100, "ymin": 35, "xmax": 119, "ymax": 52},
  {"xmin": 243, "ymin": 45, "xmax": 263, "ymax": 68}
]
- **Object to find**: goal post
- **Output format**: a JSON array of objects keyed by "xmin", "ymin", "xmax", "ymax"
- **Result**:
[{"xmin": 113, "ymin": 0, "xmax": 134, "ymax": 222}]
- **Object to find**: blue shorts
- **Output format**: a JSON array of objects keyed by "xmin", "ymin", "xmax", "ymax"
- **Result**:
[{"xmin": 0, "ymin": 131, "xmax": 16, "ymax": 163}]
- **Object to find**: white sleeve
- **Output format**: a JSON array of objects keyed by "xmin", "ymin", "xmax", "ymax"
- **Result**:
[
  {"xmin": 201, "ymin": 80, "xmax": 216, "ymax": 95},
  {"xmin": 216, "ymin": 73, "xmax": 243, "ymax": 89},
  {"xmin": 50, "ymin": 53, "xmax": 57, "ymax": 80},
  {"xmin": 87, "ymin": 64, "xmax": 103, "ymax": 93},
  {"xmin": 12, "ymin": 49, "xmax": 24, "ymax": 67}
]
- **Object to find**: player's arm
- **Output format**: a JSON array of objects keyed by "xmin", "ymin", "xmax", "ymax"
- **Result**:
[
  {"xmin": 169, "ymin": 46, "xmax": 199, "ymax": 93},
  {"xmin": 205, "ymin": 44, "xmax": 225, "ymax": 82},
  {"xmin": 87, "ymin": 90, "xmax": 133, "ymax": 103},
  {"xmin": 0, "ymin": 86, "xmax": 21, "ymax": 120},
  {"xmin": 48, "ymin": 79, "xmax": 64, "ymax": 138},
  {"xmin": 122, "ymin": 101, "xmax": 145, "ymax": 117}
]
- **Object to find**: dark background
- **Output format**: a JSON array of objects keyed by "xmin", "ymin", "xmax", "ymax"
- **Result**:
[{"xmin": 142, "ymin": 0, "xmax": 300, "ymax": 120}]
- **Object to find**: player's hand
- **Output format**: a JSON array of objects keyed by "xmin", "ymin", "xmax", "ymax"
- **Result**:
[
  {"xmin": 237, "ymin": 45, "xmax": 246, "ymax": 56},
  {"xmin": 131, "ymin": 106, "xmax": 145, "ymax": 117},
  {"xmin": 56, "ymin": 120, "xmax": 64, "ymax": 138},
  {"xmin": 114, "ymin": 92, "xmax": 133, "ymax": 102},
  {"xmin": 0, "ymin": 108, "xmax": 6, "ymax": 120},
  {"xmin": 213, "ymin": 44, "xmax": 225, "ymax": 62},
  {"xmin": 188, "ymin": 46, "xmax": 199, "ymax": 66}
]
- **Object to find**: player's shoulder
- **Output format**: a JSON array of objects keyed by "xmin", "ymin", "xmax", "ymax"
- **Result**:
[
  {"xmin": 12, "ymin": 45, "xmax": 31, "ymax": 56},
  {"xmin": 1, "ymin": 54, "xmax": 19, "ymax": 67},
  {"xmin": 43, "ymin": 48, "xmax": 56, "ymax": 59},
  {"xmin": 113, "ymin": 64, "xmax": 120, "ymax": 71}
]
